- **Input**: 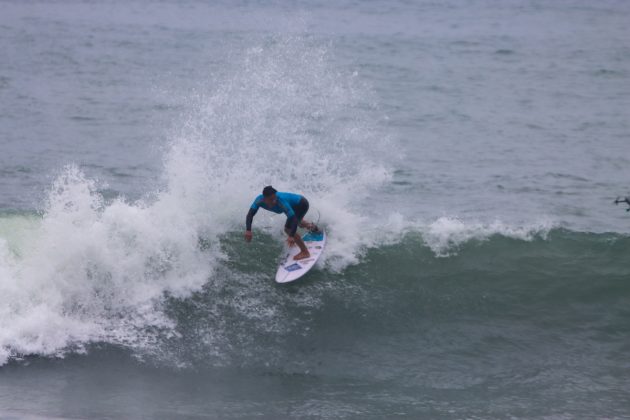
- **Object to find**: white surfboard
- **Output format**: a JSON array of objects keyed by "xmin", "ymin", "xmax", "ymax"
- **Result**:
[{"xmin": 275, "ymin": 230, "xmax": 326, "ymax": 284}]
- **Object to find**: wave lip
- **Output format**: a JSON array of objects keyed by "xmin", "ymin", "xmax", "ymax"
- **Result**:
[{"xmin": 420, "ymin": 216, "xmax": 556, "ymax": 256}]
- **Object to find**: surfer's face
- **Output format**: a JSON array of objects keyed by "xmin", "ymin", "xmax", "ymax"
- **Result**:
[{"xmin": 263, "ymin": 194, "xmax": 277, "ymax": 207}]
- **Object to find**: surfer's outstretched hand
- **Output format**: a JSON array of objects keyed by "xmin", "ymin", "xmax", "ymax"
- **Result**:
[{"xmin": 244, "ymin": 230, "xmax": 253, "ymax": 242}]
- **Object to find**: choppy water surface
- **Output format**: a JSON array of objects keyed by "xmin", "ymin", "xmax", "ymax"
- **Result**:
[{"xmin": 1, "ymin": 1, "xmax": 629, "ymax": 418}]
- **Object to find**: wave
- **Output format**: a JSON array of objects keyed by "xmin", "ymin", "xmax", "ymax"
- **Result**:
[
  {"xmin": 417, "ymin": 216, "xmax": 556, "ymax": 256},
  {"xmin": 2, "ymin": 32, "xmax": 627, "ymax": 368},
  {"xmin": 2, "ymin": 198, "xmax": 627, "ymax": 368},
  {"xmin": 179, "ymin": 226, "xmax": 629, "ymax": 368}
]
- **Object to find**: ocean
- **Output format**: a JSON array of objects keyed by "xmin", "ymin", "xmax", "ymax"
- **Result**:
[{"xmin": 1, "ymin": 0, "xmax": 629, "ymax": 418}]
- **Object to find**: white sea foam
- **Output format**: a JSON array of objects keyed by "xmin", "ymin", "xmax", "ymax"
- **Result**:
[
  {"xmin": 0, "ymin": 165, "xmax": 215, "ymax": 365},
  {"xmin": 420, "ymin": 216, "xmax": 556, "ymax": 257}
]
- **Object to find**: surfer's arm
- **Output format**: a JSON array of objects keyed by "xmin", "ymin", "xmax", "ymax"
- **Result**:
[
  {"xmin": 245, "ymin": 207, "xmax": 258, "ymax": 231},
  {"xmin": 244, "ymin": 207, "xmax": 258, "ymax": 242}
]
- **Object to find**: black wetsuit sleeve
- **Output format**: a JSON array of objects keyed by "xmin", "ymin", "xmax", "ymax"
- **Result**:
[
  {"xmin": 287, "ymin": 215, "xmax": 298, "ymax": 237},
  {"xmin": 246, "ymin": 207, "xmax": 258, "ymax": 231}
]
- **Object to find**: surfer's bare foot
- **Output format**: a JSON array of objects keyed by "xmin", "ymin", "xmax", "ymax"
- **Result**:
[{"xmin": 294, "ymin": 251, "xmax": 310, "ymax": 260}]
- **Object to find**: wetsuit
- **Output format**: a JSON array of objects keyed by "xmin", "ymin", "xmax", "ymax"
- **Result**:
[{"xmin": 246, "ymin": 192, "xmax": 309, "ymax": 237}]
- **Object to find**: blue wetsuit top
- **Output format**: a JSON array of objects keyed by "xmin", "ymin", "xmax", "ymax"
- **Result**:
[{"xmin": 246, "ymin": 192, "xmax": 304, "ymax": 236}]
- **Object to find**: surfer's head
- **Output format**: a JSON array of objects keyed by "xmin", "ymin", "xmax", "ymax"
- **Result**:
[{"xmin": 262, "ymin": 185, "xmax": 277, "ymax": 206}]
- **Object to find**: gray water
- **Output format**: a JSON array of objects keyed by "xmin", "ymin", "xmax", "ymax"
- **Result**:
[{"xmin": 1, "ymin": 1, "xmax": 629, "ymax": 418}]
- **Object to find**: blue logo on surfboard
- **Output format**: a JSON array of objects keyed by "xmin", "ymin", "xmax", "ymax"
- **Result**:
[{"xmin": 284, "ymin": 263, "xmax": 302, "ymax": 272}]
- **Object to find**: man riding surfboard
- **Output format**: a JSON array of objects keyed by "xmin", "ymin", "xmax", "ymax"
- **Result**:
[{"xmin": 245, "ymin": 186, "xmax": 316, "ymax": 261}]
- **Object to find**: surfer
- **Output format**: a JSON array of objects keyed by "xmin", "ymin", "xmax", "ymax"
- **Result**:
[{"xmin": 245, "ymin": 186, "xmax": 316, "ymax": 261}]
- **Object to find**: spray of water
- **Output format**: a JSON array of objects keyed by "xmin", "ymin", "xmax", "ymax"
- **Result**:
[
  {"xmin": 0, "ymin": 35, "xmax": 394, "ymax": 365},
  {"xmin": 163, "ymin": 35, "xmax": 394, "ymax": 267}
]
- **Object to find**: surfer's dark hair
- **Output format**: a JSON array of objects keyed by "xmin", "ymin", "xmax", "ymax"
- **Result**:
[{"xmin": 262, "ymin": 186, "xmax": 277, "ymax": 197}]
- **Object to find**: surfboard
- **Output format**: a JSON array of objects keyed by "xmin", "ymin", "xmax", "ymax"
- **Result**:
[{"xmin": 275, "ymin": 229, "xmax": 326, "ymax": 284}]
